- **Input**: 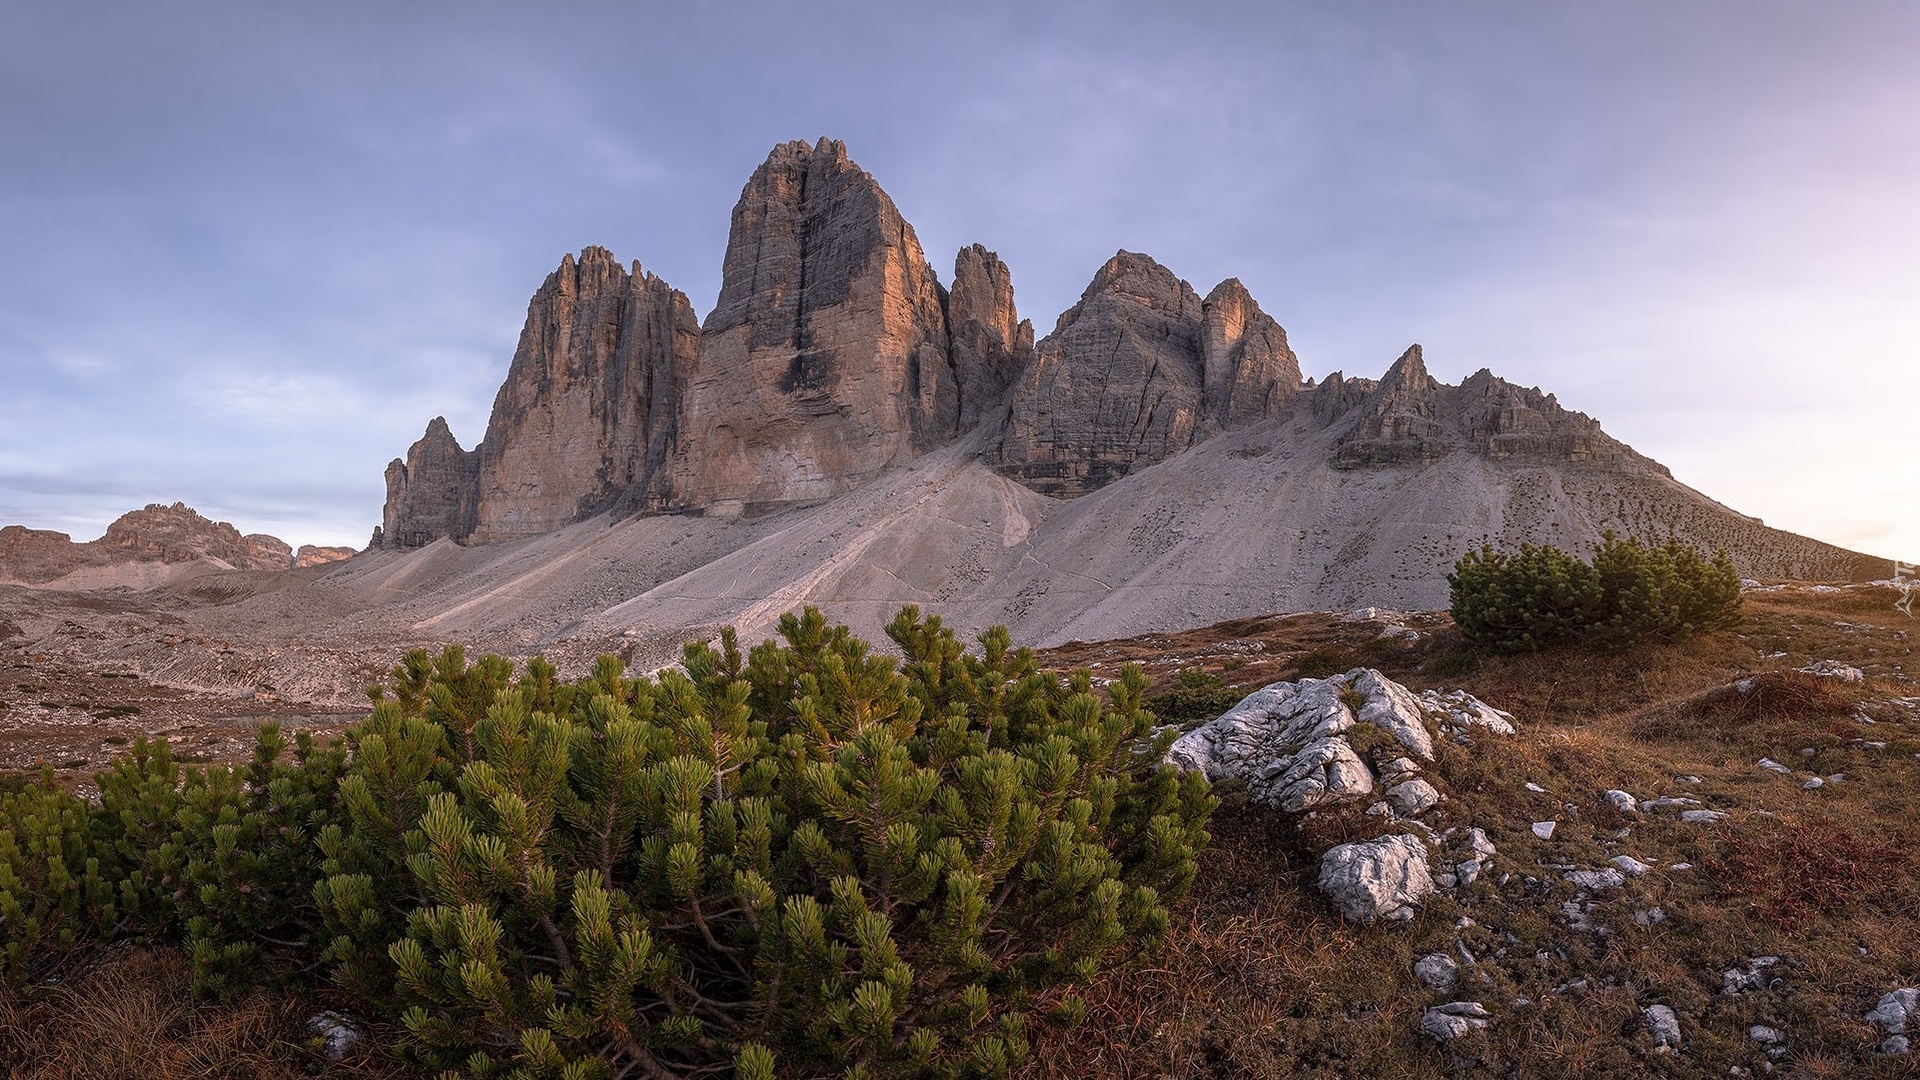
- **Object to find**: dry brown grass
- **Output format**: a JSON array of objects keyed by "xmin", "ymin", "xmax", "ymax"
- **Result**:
[
  {"xmin": 0, "ymin": 948, "xmax": 412, "ymax": 1079},
  {"xmin": 1024, "ymin": 586, "xmax": 1920, "ymax": 1078}
]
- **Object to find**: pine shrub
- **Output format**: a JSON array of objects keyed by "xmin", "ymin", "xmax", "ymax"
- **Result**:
[
  {"xmin": 1144, "ymin": 669, "xmax": 1247, "ymax": 726},
  {"xmin": 0, "ymin": 769, "xmax": 116, "ymax": 987},
  {"xmin": 0, "ymin": 608, "xmax": 1212, "ymax": 1076},
  {"xmin": 308, "ymin": 606, "xmax": 1213, "ymax": 1078},
  {"xmin": 1449, "ymin": 533, "xmax": 1742, "ymax": 651}
]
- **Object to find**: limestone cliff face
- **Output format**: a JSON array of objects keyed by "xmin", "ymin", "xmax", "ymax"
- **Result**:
[
  {"xmin": 379, "ymin": 417, "xmax": 478, "ymax": 548},
  {"xmin": 991, "ymin": 252, "xmax": 1304, "ymax": 497},
  {"xmin": 1201, "ymin": 279, "xmax": 1301, "ymax": 429},
  {"xmin": 993, "ymin": 252, "xmax": 1207, "ymax": 496},
  {"xmin": 295, "ymin": 545, "xmax": 356, "ymax": 568},
  {"xmin": 946, "ymin": 244, "xmax": 1032, "ymax": 430},
  {"xmin": 664, "ymin": 138, "xmax": 956, "ymax": 514},
  {"xmin": 470, "ymin": 247, "xmax": 698, "ymax": 541}
]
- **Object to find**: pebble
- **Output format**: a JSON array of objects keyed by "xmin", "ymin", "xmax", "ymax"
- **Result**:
[
  {"xmin": 1680, "ymin": 809, "xmax": 1728, "ymax": 824},
  {"xmin": 1531, "ymin": 821, "xmax": 1557, "ymax": 839},
  {"xmin": 1525, "ymin": 782, "xmax": 1548, "ymax": 792},
  {"xmin": 1757, "ymin": 757, "xmax": 1791, "ymax": 774},
  {"xmin": 1414, "ymin": 952, "xmax": 1459, "ymax": 992},
  {"xmin": 1610, "ymin": 855, "xmax": 1654, "ymax": 876},
  {"xmin": 1602, "ymin": 789, "xmax": 1639, "ymax": 813},
  {"xmin": 1420, "ymin": 1001, "xmax": 1491, "ymax": 1041},
  {"xmin": 1748, "ymin": 1025, "xmax": 1784, "ymax": 1044}
]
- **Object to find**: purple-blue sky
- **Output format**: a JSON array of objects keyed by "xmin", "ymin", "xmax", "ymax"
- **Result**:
[{"xmin": 2, "ymin": 1, "xmax": 1916, "ymax": 561}]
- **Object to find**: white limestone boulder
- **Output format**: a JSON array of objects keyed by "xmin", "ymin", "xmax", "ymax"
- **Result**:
[{"xmin": 1317, "ymin": 833, "xmax": 1435, "ymax": 922}]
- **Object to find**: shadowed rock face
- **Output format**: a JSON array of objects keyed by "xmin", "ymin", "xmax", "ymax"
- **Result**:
[
  {"xmin": 991, "ymin": 252, "xmax": 1305, "ymax": 496},
  {"xmin": 379, "ymin": 417, "xmax": 478, "ymax": 549},
  {"xmin": 946, "ymin": 244, "xmax": 1032, "ymax": 430},
  {"xmin": 470, "ymin": 247, "xmax": 698, "ymax": 541},
  {"xmin": 665, "ymin": 138, "xmax": 957, "ymax": 515},
  {"xmin": 993, "ymin": 252, "xmax": 1209, "ymax": 496}
]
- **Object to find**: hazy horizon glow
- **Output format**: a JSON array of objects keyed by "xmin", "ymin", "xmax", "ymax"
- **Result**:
[{"xmin": 2, "ymin": 1, "xmax": 1916, "ymax": 565}]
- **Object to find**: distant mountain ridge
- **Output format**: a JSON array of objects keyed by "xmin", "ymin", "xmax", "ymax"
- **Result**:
[{"xmin": 0, "ymin": 502, "xmax": 352, "ymax": 587}]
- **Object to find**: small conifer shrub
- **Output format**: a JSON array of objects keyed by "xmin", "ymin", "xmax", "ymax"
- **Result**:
[
  {"xmin": 0, "ymin": 607, "xmax": 1212, "ymax": 1077},
  {"xmin": 311, "ymin": 605, "xmax": 1214, "ymax": 1078},
  {"xmin": 1449, "ymin": 533, "xmax": 1741, "ymax": 651}
]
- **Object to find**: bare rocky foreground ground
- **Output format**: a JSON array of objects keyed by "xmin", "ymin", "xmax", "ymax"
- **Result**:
[{"xmin": 3, "ymin": 581, "xmax": 1919, "ymax": 1077}]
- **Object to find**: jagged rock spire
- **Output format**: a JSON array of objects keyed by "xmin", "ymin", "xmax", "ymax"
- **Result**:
[{"xmin": 665, "ymin": 138, "xmax": 956, "ymax": 514}]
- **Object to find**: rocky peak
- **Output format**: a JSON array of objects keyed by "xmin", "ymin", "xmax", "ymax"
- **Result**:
[
  {"xmin": 992, "ymin": 251, "xmax": 1207, "ymax": 496},
  {"xmin": 1200, "ymin": 278, "xmax": 1302, "ymax": 429},
  {"xmin": 1330, "ymin": 345, "xmax": 1449, "ymax": 468},
  {"xmin": 667, "ymin": 138, "xmax": 955, "ymax": 514},
  {"xmin": 946, "ymin": 244, "xmax": 1032, "ymax": 430},
  {"xmin": 1327, "ymin": 347, "xmax": 1649, "ymax": 471},
  {"xmin": 992, "ymin": 252, "xmax": 1304, "ymax": 496},
  {"xmin": 1455, "ymin": 368, "xmax": 1644, "ymax": 468},
  {"xmin": 379, "ymin": 416, "xmax": 478, "ymax": 548},
  {"xmin": 469, "ymin": 248, "xmax": 698, "ymax": 540}
]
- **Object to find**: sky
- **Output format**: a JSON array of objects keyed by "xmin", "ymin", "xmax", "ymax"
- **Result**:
[{"xmin": 2, "ymin": 1, "xmax": 1916, "ymax": 562}]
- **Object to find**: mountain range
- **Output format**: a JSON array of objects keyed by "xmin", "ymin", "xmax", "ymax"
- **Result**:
[{"xmin": 0, "ymin": 138, "xmax": 1882, "ymax": 701}]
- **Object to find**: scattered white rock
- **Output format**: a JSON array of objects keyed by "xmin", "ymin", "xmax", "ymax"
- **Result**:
[
  {"xmin": 1801, "ymin": 660, "xmax": 1865, "ymax": 683},
  {"xmin": 1668, "ymin": 862, "xmax": 1692, "ymax": 871},
  {"xmin": 1802, "ymin": 777, "xmax": 1824, "ymax": 790},
  {"xmin": 1566, "ymin": 867, "xmax": 1627, "ymax": 891},
  {"xmin": 1722, "ymin": 957, "xmax": 1783, "ymax": 995},
  {"xmin": 1317, "ymin": 834, "xmax": 1435, "ymax": 923},
  {"xmin": 1640, "ymin": 796, "xmax": 1703, "ymax": 810},
  {"xmin": 1883, "ymin": 1034, "xmax": 1911, "ymax": 1055},
  {"xmin": 1602, "ymin": 789, "xmax": 1639, "ymax": 813},
  {"xmin": 1420, "ymin": 1001, "xmax": 1490, "ymax": 1040},
  {"xmin": 1757, "ymin": 758, "xmax": 1791, "ymax": 775},
  {"xmin": 1610, "ymin": 855, "xmax": 1654, "ymax": 877},
  {"xmin": 1644, "ymin": 1004, "xmax": 1683, "ymax": 1049},
  {"xmin": 1532, "ymin": 821, "xmax": 1557, "ymax": 840},
  {"xmin": 1418, "ymin": 688, "xmax": 1518, "ymax": 737},
  {"xmin": 306, "ymin": 1012, "xmax": 363, "ymax": 1062},
  {"xmin": 1466, "ymin": 828, "xmax": 1496, "ymax": 859},
  {"xmin": 1524, "ymin": 781, "xmax": 1548, "ymax": 793},
  {"xmin": 1379, "ymin": 756, "xmax": 1420, "ymax": 782},
  {"xmin": 1748, "ymin": 1025, "xmax": 1785, "ymax": 1045},
  {"xmin": 1561, "ymin": 900, "xmax": 1606, "ymax": 934},
  {"xmin": 1387, "ymin": 777, "xmax": 1443, "ymax": 816},
  {"xmin": 1680, "ymin": 809, "xmax": 1728, "ymax": 824},
  {"xmin": 1632, "ymin": 906, "xmax": 1667, "ymax": 927},
  {"xmin": 1865, "ymin": 988, "xmax": 1918, "ymax": 1035},
  {"xmin": 1414, "ymin": 952, "xmax": 1460, "ymax": 992},
  {"xmin": 1169, "ymin": 669, "xmax": 1494, "ymax": 811},
  {"xmin": 1454, "ymin": 858, "xmax": 1483, "ymax": 886}
]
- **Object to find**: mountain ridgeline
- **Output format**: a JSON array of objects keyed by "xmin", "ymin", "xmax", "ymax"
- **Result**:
[{"xmin": 376, "ymin": 137, "xmax": 1880, "ymax": 592}]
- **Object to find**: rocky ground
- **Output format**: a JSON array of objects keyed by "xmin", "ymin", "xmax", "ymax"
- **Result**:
[{"xmin": 3, "ymin": 582, "xmax": 1917, "ymax": 1077}]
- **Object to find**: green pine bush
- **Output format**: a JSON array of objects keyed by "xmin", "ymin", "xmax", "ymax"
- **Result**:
[
  {"xmin": 0, "ymin": 607, "xmax": 1212, "ymax": 1077},
  {"xmin": 1144, "ymin": 668, "xmax": 1248, "ymax": 727},
  {"xmin": 0, "ymin": 769, "xmax": 116, "ymax": 987},
  {"xmin": 311, "ymin": 605, "xmax": 1214, "ymax": 1078},
  {"xmin": 1449, "ymin": 533, "xmax": 1742, "ymax": 651}
]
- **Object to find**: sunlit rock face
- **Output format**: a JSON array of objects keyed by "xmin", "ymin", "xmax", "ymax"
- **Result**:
[{"xmin": 664, "ymin": 138, "xmax": 958, "ymax": 516}]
